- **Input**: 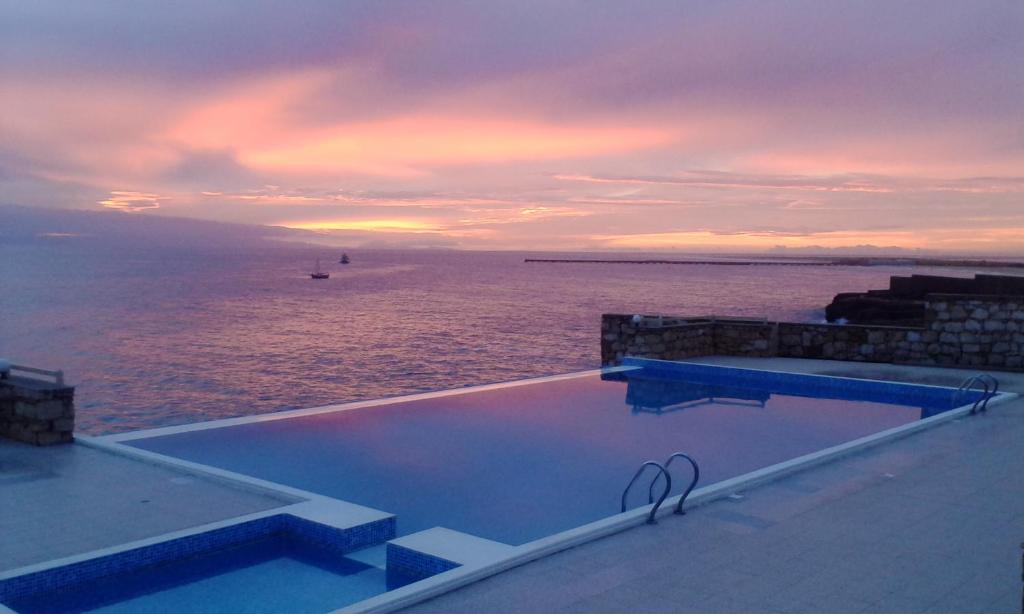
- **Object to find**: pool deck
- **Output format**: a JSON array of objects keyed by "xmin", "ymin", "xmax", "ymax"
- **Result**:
[
  {"xmin": 400, "ymin": 358, "xmax": 1024, "ymax": 614},
  {"xmin": 2, "ymin": 358, "xmax": 1022, "ymax": 613},
  {"xmin": 0, "ymin": 437, "xmax": 292, "ymax": 572}
]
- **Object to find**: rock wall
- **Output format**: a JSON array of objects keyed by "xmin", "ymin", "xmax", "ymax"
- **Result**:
[
  {"xmin": 602, "ymin": 294, "xmax": 1024, "ymax": 371},
  {"xmin": 826, "ymin": 273, "xmax": 1024, "ymax": 325},
  {"xmin": 601, "ymin": 315, "xmax": 714, "ymax": 364},
  {"xmin": 776, "ymin": 323, "xmax": 914, "ymax": 363},
  {"xmin": 0, "ymin": 376, "xmax": 75, "ymax": 445},
  {"xmin": 714, "ymin": 321, "xmax": 776, "ymax": 357},
  {"xmin": 601, "ymin": 316, "xmax": 777, "ymax": 364},
  {"xmin": 923, "ymin": 295, "xmax": 1024, "ymax": 369}
]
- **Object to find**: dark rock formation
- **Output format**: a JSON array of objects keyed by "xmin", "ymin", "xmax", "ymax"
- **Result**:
[
  {"xmin": 825, "ymin": 273, "xmax": 1024, "ymax": 325},
  {"xmin": 825, "ymin": 294, "xmax": 925, "ymax": 325}
]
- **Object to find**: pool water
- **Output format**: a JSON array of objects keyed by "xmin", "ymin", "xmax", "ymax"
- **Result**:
[
  {"xmin": 127, "ymin": 364, "xmax": 968, "ymax": 545},
  {"xmin": 6, "ymin": 536, "xmax": 413, "ymax": 614}
]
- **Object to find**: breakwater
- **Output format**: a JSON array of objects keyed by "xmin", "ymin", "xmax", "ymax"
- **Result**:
[{"xmin": 528, "ymin": 257, "xmax": 1024, "ymax": 268}]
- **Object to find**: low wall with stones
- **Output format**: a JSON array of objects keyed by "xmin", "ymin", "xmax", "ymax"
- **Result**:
[
  {"xmin": 601, "ymin": 316, "xmax": 777, "ymax": 364},
  {"xmin": 921, "ymin": 295, "xmax": 1023, "ymax": 369},
  {"xmin": 601, "ymin": 315, "xmax": 714, "ymax": 364},
  {"xmin": 714, "ymin": 321, "xmax": 777, "ymax": 357},
  {"xmin": 775, "ymin": 323, "xmax": 916, "ymax": 363},
  {"xmin": 0, "ymin": 374, "xmax": 75, "ymax": 445},
  {"xmin": 602, "ymin": 294, "xmax": 1024, "ymax": 371}
]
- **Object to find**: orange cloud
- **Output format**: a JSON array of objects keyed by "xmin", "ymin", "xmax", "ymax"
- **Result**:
[
  {"xmin": 590, "ymin": 228, "xmax": 1024, "ymax": 251},
  {"xmin": 280, "ymin": 219, "xmax": 443, "ymax": 233},
  {"xmin": 166, "ymin": 70, "xmax": 673, "ymax": 176},
  {"xmin": 737, "ymin": 129, "xmax": 1024, "ymax": 178},
  {"xmin": 240, "ymin": 116, "xmax": 671, "ymax": 174},
  {"xmin": 168, "ymin": 70, "xmax": 334, "ymax": 149},
  {"xmin": 1, "ymin": 77, "xmax": 184, "ymax": 186},
  {"xmin": 98, "ymin": 191, "xmax": 164, "ymax": 212}
]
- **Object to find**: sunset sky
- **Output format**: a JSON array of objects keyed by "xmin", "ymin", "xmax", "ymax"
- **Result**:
[{"xmin": 2, "ymin": 1, "xmax": 1022, "ymax": 252}]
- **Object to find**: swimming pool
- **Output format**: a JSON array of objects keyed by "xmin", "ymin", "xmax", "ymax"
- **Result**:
[
  {"xmin": 0, "ymin": 514, "xmax": 409, "ymax": 614},
  {"xmin": 116, "ymin": 360, "xmax": 979, "ymax": 546},
  {"xmin": 3, "ymin": 359, "xmax": 999, "ymax": 614}
]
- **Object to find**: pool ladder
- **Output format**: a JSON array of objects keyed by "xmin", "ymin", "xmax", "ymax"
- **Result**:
[
  {"xmin": 955, "ymin": 373, "xmax": 1000, "ymax": 415},
  {"xmin": 620, "ymin": 452, "xmax": 701, "ymax": 524}
]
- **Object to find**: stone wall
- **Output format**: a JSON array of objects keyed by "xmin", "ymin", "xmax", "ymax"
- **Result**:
[
  {"xmin": 601, "ymin": 316, "xmax": 777, "ymax": 364},
  {"xmin": 826, "ymin": 273, "xmax": 1024, "ymax": 325},
  {"xmin": 714, "ymin": 321, "xmax": 777, "ymax": 357},
  {"xmin": 0, "ymin": 375, "xmax": 75, "ymax": 445},
  {"xmin": 775, "ymin": 323, "xmax": 914, "ymax": 363},
  {"xmin": 923, "ymin": 295, "xmax": 1024, "ymax": 369},
  {"xmin": 601, "ymin": 315, "xmax": 713, "ymax": 365},
  {"xmin": 602, "ymin": 294, "xmax": 1024, "ymax": 371}
]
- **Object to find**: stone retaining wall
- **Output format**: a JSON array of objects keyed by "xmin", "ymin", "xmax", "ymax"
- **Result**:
[
  {"xmin": 776, "ymin": 323, "xmax": 914, "ymax": 363},
  {"xmin": 923, "ymin": 295, "xmax": 1023, "ymax": 368},
  {"xmin": 0, "ymin": 375, "xmax": 75, "ymax": 445},
  {"xmin": 602, "ymin": 294, "xmax": 1024, "ymax": 371},
  {"xmin": 715, "ymin": 321, "xmax": 776, "ymax": 357},
  {"xmin": 601, "ymin": 316, "xmax": 714, "ymax": 364}
]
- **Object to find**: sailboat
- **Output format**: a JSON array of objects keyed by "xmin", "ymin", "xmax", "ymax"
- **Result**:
[
  {"xmin": 310, "ymin": 259, "xmax": 329, "ymax": 279},
  {"xmin": 339, "ymin": 253, "xmax": 350, "ymax": 264}
]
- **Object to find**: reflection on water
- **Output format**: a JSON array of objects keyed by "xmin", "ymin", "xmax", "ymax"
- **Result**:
[
  {"xmin": 606, "ymin": 370, "xmax": 960, "ymax": 421},
  {"xmin": 604, "ymin": 371, "xmax": 770, "ymax": 414},
  {"xmin": 1, "ymin": 243, "xmax": 965, "ymax": 433}
]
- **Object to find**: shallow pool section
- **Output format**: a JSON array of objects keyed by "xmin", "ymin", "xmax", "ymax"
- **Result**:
[
  {"xmin": 0, "ymin": 514, "xmax": 412, "ymax": 614},
  {"xmin": 123, "ymin": 362, "xmax": 974, "ymax": 545}
]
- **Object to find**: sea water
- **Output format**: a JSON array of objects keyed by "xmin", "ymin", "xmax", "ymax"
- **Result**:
[{"xmin": 0, "ymin": 241, "xmax": 975, "ymax": 433}]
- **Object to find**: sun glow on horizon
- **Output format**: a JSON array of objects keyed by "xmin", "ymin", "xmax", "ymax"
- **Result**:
[
  {"xmin": 590, "ymin": 227, "xmax": 1024, "ymax": 252},
  {"xmin": 279, "ymin": 219, "xmax": 444, "ymax": 233}
]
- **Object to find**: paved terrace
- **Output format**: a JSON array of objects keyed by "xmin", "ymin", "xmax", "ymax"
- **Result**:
[
  {"xmin": 403, "ymin": 358, "xmax": 1024, "ymax": 614},
  {"xmin": 0, "ymin": 438, "xmax": 290, "ymax": 572}
]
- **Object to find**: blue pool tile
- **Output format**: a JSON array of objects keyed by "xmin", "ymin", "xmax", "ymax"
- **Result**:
[{"xmin": 0, "ymin": 514, "xmax": 395, "ymax": 603}]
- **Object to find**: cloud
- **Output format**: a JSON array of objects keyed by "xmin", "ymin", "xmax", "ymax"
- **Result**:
[
  {"xmin": 555, "ymin": 171, "xmax": 1024, "ymax": 195},
  {"xmin": 157, "ymin": 149, "xmax": 260, "ymax": 189},
  {"xmin": 165, "ymin": 70, "xmax": 675, "ymax": 176},
  {"xmin": 586, "ymin": 228, "xmax": 1017, "ymax": 251},
  {"xmin": 279, "ymin": 219, "xmax": 444, "ymax": 233},
  {"xmin": 98, "ymin": 191, "xmax": 164, "ymax": 212},
  {"xmin": 2, "ymin": 0, "xmax": 1022, "ymax": 252}
]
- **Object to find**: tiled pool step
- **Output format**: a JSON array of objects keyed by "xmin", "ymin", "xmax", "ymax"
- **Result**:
[
  {"xmin": 347, "ymin": 544, "xmax": 388, "ymax": 570},
  {"xmin": 387, "ymin": 528, "xmax": 515, "ymax": 583}
]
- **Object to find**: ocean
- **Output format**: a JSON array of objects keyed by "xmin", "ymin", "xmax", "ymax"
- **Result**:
[{"xmin": 0, "ymin": 241, "xmax": 978, "ymax": 434}]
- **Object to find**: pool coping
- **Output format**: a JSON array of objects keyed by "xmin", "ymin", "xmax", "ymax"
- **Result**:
[
  {"xmin": 68, "ymin": 362, "xmax": 1018, "ymax": 614},
  {"xmin": 99, "ymin": 367, "xmax": 638, "ymax": 443}
]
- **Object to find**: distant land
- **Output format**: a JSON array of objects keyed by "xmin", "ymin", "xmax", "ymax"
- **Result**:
[
  {"xmin": 524, "ymin": 257, "xmax": 1024, "ymax": 269},
  {"xmin": 3, "ymin": 205, "xmax": 1024, "ymax": 264},
  {"xmin": 0, "ymin": 204, "xmax": 294, "ymax": 249}
]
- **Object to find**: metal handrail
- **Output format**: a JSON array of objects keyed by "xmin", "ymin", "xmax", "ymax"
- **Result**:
[
  {"xmin": 973, "ymin": 374, "xmax": 999, "ymax": 413},
  {"xmin": 953, "ymin": 375, "xmax": 985, "ymax": 412},
  {"xmin": 955, "ymin": 374, "xmax": 999, "ymax": 415},
  {"xmin": 621, "ymin": 461, "xmax": 672, "ymax": 524},
  {"xmin": 648, "ymin": 452, "xmax": 701, "ymax": 515},
  {"xmin": 975, "ymin": 374, "xmax": 999, "ymax": 410},
  {"xmin": 968, "ymin": 378, "xmax": 989, "ymax": 415},
  {"xmin": 0, "ymin": 362, "xmax": 64, "ymax": 386}
]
